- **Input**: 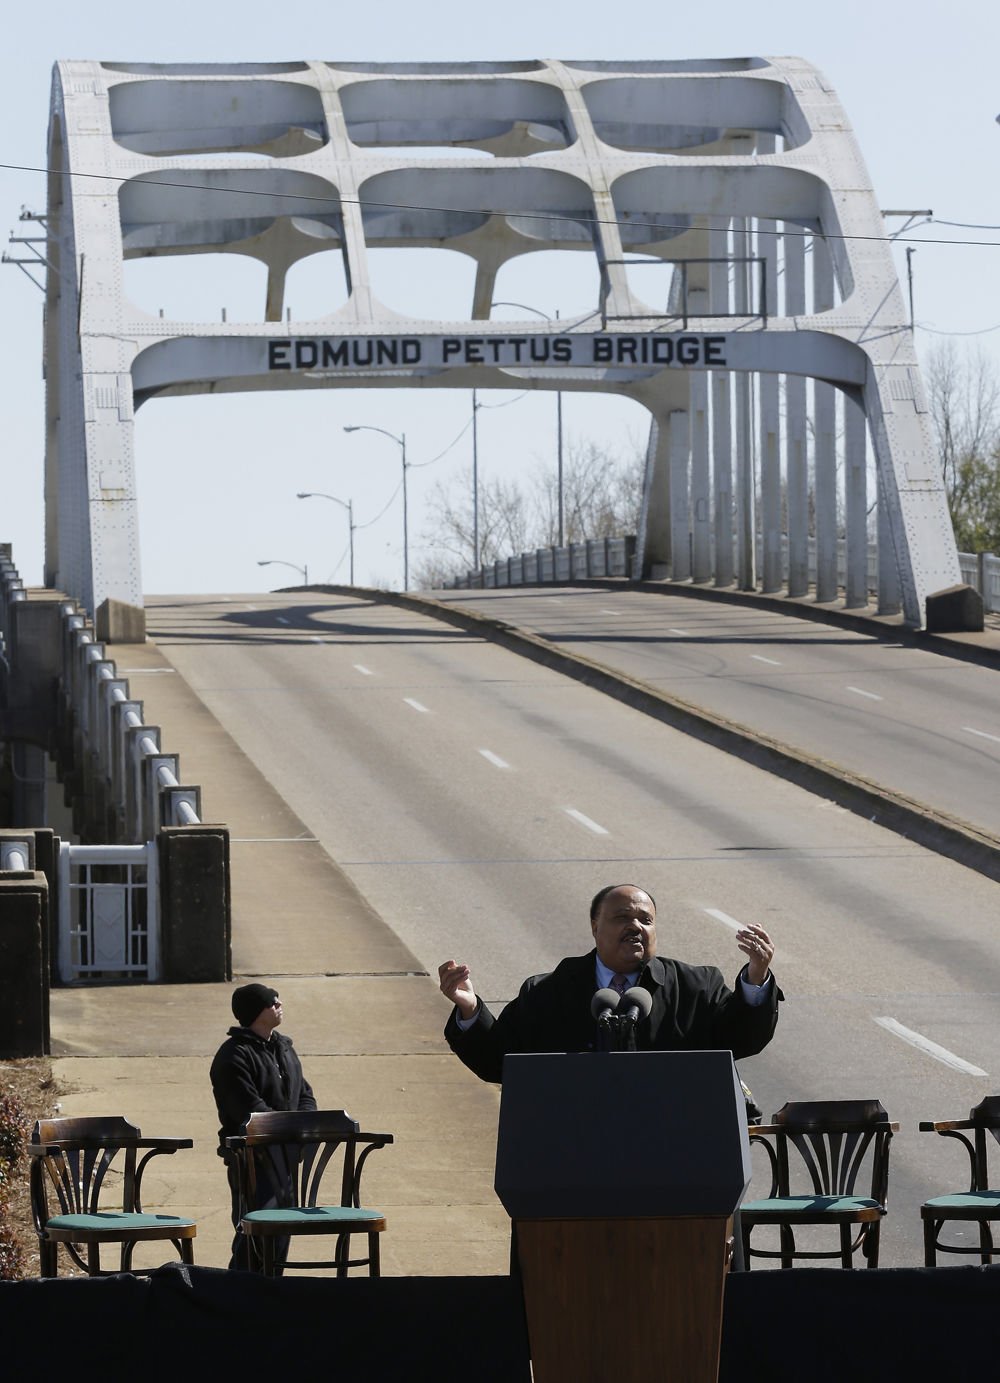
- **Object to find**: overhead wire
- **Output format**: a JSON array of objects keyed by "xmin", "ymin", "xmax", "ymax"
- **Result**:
[{"xmin": 3, "ymin": 159, "xmax": 1000, "ymax": 252}]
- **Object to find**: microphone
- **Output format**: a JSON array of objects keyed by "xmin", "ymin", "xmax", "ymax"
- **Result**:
[
  {"xmin": 619, "ymin": 987, "xmax": 652, "ymax": 1026},
  {"xmin": 591, "ymin": 988, "xmax": 621, "ymax": 1027}
]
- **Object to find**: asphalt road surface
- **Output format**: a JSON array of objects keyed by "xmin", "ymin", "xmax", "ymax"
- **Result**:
[
  {"xmin": 145, "ymin": 589, "xmax": 1000, "ymax": 1269},
  {"xmin": 434, "ymin": 585, "xmax": 1000, "ymax": 838}
]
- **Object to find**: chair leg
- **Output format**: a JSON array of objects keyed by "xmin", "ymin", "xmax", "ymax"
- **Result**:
[
  {"xmin": 39, "ymin": 1240, "xmax": 58, "ymax": 1278},
  {"xmin": 840, "ymin": 1223, "xmax": 854, "ymax": 1268},
  {"xmin": 336, "ymin": 1230, "xmax": 350, "ymax": 1278},
  {"xmin": 779, "ymin": 1223, "xmax": 795, "ymax": 1270},
  {"xmin": 86, "ymin": 1242, "xmax": 101, "ymax": 1276},
  {"xmin": 862, "ymin": 1223, "xmax": 880, "ymax": 1269},
  {"xmin": 261, "ymin": 1237, "xmax": 276, "ymax": 1278},
  {"xmin": 978, "ymin": 1220, "xmax": 994, "ymax": 1265},
  {"xmin": 121, "ymin": 1240, "xmax": 136, "ymax": 1272},
  {"xmin": 368, "ymin": 1230, "xmax": 380, "ymax": 1278},
  {"xmin": 740, "ymin": 1221, "xmax": 753, "ymax": 1272},
  {"xmin": 180, "ymin": 1238, "xmax": 195, "ymax": 1266},
  {"xmin": 923, "ymin": 1217, "xmax": 938, "ymax": 1268}
]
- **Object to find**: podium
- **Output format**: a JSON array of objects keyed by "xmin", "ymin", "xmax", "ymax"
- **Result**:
[{"xmin": 495, "ymin": 1051, "xmax": 751, "ymax": 1383}]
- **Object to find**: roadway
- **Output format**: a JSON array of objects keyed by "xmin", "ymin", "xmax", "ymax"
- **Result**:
[
  {"xmin": 433, "ymin": 585, "xmax": 1000, "ymax": 838},
  {"xmin": 144, "ymin": 588, "xmax": 1000, "ymax": 1268}
]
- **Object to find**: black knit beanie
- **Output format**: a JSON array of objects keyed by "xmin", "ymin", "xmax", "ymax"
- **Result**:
[{"xmin": 232, "ymin": 983, "xmax": 279, "ymax": 1027}]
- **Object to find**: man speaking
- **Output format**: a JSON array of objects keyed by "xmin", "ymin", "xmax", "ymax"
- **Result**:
[{"xmin": 439, "ymin": 884, "xmax": 780, "ymax": 1083}]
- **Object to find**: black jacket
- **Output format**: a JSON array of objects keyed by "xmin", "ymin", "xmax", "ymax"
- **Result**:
[
  {"xmin": 210, "ymin": 1026, "xmax": 317, "ymax": 1143},
  {"xmin": 445, "ymin": 950, "xmax": 782, "ymax": 1084}
]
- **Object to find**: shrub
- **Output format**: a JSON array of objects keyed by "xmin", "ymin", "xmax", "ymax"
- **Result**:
[{"xmin": 0, "ymin": 1092, "xmax": 31, "ymax": 1280}]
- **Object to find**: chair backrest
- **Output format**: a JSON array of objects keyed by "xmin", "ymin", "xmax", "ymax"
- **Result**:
[
  {"xmin": 30, "ymin": 1117, "xmax": 143, "ymax": 1220},
  {"xmin": 239, "ymin": 1110, "xmax": 379, "ymax": 1210},
  {"xmin": 767, "ymin": 1099, "xmax": 894, "ymax": 1203}
]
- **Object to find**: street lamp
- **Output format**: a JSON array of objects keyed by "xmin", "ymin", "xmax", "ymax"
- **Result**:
[
  {"xmin": 257, "ymin": 558, "xmax": 308, "ymax": 585},
  {"xmin": 297, "ymin": 491, "xmax": 355, "ymax": 585},
  {"xmin": 343, "ymin": 425, "xmax": 409, "ymax": 591},
  {"xmin": 491, "ymin": 300, "xmax": 564, "ymax": 547}
]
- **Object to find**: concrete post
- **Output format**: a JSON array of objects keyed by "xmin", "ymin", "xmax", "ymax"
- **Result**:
[
  {"xmin": 0, "ymin": 872, "xmax": 49, "ymax": 1057},
  {"xmin": 157, "ymin": 825, "xmax": 231, "ymax": 982}
]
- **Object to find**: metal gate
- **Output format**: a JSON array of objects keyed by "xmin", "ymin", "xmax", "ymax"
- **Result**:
[{"xmin": 57, "ymin": 842, "xmax": 160, "ymax": 982}]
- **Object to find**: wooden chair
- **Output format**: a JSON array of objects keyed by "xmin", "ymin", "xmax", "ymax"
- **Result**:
[
  {"xmin": 225, "ymin": 1109, "xmax": 393, "ymax": 1277},
  {"xmin": 740, "ymin": 1099, "xmax": 898, "ymax": 1269},
  {"xmin": 29, "ymin": 1116, "xmax": 197, "ymax": 1276},
  {"xmin": 919, "ymin": 1095, "xmax": 1000, "ymax": 1265}
]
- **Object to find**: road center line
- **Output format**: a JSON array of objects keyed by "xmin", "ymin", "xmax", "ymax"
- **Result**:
[
  {"xmin": 751, "ymin": 655, "xmax": 782, "ymax": 666},
  {"xmin": 403, "ymin": 697, "xmax": 430, "ymax": 713},
  {"xmin": 963, "ymin": 726, "xmax": 1000, "ymax": 744},
  {"xmin": 601, "ymin": 608, "xmax": 619, "ymax": 615},
  {"xmin": 479, "ymin": 749, "xmax": 511, "ymax": 769},
  {"xmin": 704, "ymin": 907, "xmax": 742, "ymax": 932},
  {"xmin": 276, "ymin": 616, "xmax": 290, "ymax": 625},
  {"xmin": 872, "ymin": 1017, "xmax": 987, "ymax": 1076},
  {"xmin": 847, "ymin": 686, "xmax": 883, "ymax": 701},
  {"xmin": 353, "ymin": 664, "xmax": 374, "ymax": 676},
  {"xmin": 564, "ymin": 808, "xmax": 609, "ymax": 836}
]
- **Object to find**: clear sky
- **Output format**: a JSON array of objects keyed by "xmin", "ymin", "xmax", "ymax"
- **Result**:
[{"xmin": 2, "ymin": 2, "xmax": 998, "ymax": 595}]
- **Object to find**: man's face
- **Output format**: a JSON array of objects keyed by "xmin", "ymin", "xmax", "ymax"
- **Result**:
[
  {"xmin": 254, "ymin": 997, "xmax": 283, "ymax": 1034},
  {"xmin": 591, "ymin": 887, "xmax": 657, "ymax": 971}
]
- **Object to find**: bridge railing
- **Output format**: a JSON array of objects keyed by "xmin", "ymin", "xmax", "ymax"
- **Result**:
[
  {"xmin": 1, "ymin": 548, "xmax": 230, "ymax": 999},
  {"xmin": 446, "ymin": 535, "xmax": 1000, "ymax": 616}
]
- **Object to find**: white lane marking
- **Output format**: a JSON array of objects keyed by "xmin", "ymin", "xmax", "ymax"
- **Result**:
[
  {"xmin": 479, "ymin": 749, "xmax": 511, "ymax": 769},
  {"xmin": 963, "ymin": 726, "xmax": 1000, "ymax": 745},
  {"xmin": 245, "ymin": 604, "xmax": 257, "ymax": 610},
  {"xmin": 873, "ymin": 1017, "xmax": 987, "ymax": 1077},
  {"xmin": 847, "ymin": 686, "xmax": 883, "ymax": 701},
  {"xmin": 751, "ymin": 655, "xmax": 782, "ymax": 666},
  {"xmin": 403, "ymin": 697, "xmax": 430, "ymax": 713},
  {"xmin": 601, "ymin": 608, "xmax": 619, "ymax": 615},
  {"xmin": 276, "ymin": 616, "xmax": 290, "ymax": 625},
  {"xmin": 704, "ymin": 908, "xmax": 742, "ymax": 932},
  {"xmin": 668, "ymin": 628, "xmax": 689, "ymax": 637},
  {"xmin": 564, "ymin": 808, "xmax": 609, "ymax": 835},
  {"xmin": 354, "ymin": 664, "xmax": 374, "ymax": 676},
  {"xmin": 120, "ymin": 668, "xmax": 176, "ymax": 675}
]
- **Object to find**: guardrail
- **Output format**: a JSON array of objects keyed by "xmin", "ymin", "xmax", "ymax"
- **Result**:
[
  {"xmin": 447, "ymin": 535, "xmax": 1000, "ymax": 615},
  {"xmin": 60, "ymin": 608, "xmax": 202, "ymax": 842}
]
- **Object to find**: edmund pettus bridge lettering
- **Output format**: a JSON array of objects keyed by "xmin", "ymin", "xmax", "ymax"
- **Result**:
[{"xmin": 266, "ymin": 333, "xmax": 729, "ymax": 372}]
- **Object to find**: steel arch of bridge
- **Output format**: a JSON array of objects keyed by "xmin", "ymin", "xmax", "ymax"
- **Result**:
[{"xmin": 45, "ymin": 56, "xmax": 963, "ymax": 633}]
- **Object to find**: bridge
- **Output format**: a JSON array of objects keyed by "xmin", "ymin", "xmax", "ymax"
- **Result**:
[
  {"xmin": 4, "ymin": 57, "xmax": 1000, "ymax": 1345},
  {"xmin": 40, "ymin": 56, "xmax": 977, "ymax": 634}
]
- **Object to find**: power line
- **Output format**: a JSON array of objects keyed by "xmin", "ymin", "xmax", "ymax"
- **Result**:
[{"xmin": 3, "ymin": 159, "xmax": 1000, "ymax": 252}]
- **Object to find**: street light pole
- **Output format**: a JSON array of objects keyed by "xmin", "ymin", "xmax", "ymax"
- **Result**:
[
  {"xmin": 472, "ymin": 390, "xmax": 479, "ymax": 570},
  {"xmin": 343, "ymin": 425, "xmax": 409, "ymax": 591},
  {"xmin": 257, "ymin": 558, "xmax": 308, "ymax": 585},
  {"xmin": 490, "ymin": 299, "xmax": 563, "ymax": 545},
  {"xmin": 296, "ymin": 491, "xmax": 355, "ymax": 585}
]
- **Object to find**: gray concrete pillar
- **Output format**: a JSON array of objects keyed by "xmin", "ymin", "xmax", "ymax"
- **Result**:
[
  {"xmin": 157, "ymin": 825, "xmax": 231, "ymax": 982},
  {"xmin": 0, "ymin": 871, "xmax": 49, "ymax": 1057}
]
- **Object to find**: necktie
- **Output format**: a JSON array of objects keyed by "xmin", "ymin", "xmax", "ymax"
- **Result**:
[{"xmin": 610, "ymin": 973, "xmax": 631, "ymax": 997}]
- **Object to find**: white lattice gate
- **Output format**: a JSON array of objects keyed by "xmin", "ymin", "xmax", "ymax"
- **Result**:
[{"xmin": 57, "ymin": 842, "xmax": 160, "ymax": 982}]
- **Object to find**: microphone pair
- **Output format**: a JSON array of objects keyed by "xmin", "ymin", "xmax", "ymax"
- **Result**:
[{"xmin": 591, "ymin": 986, "xmax": 653, "ymax": 1025}]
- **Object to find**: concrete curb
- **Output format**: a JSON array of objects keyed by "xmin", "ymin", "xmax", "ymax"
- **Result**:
[{"xmin": 291, "ymin": 582, "xmax": 1000, "ymax": 887}]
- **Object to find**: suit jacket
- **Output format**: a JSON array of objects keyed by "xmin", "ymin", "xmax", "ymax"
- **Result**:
[{"xmin": 445, "ymin": 949, "xmax": 781, "ymax": 1084}]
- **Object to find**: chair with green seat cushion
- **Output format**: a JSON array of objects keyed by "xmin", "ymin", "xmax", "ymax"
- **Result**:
[
  {"xmin": 225, "ymin": 1109, "xmax": 393, "ymax": 1278},
  {"xmin": 29, "ymin": 1116, "xmax": 197, "ymax": 1276},
  {"xmin": 740, "ymin": 1099, "xmax": 898, "ymax": 1270},
  {"xmin": 919, "ymin": 1095, "xmax": 1000, "ymax": 1265}
]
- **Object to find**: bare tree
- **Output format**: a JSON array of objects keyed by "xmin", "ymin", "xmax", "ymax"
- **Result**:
[
  {"xmin": 533, "ymin": 440, "xmax": 644, "ymax": 545},
  {"xmin": 415, "ymin": 439, "xmax": 645, "ymax": 586},
  {"xmin": 926, "ymin": 342, "xmax": 1000, "ymax": 550},
  {"xmin": 415, "ymin": 472, "xmax": 534, "ymax": 581}
]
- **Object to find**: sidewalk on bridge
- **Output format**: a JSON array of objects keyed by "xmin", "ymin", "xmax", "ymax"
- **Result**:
[{"xmin": 47, "ymin": 635, "xmax": 510, "ymax": 1276}]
